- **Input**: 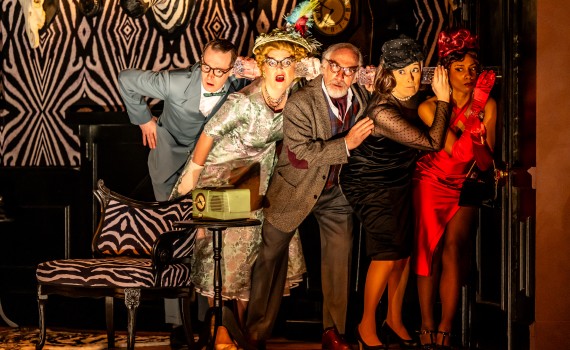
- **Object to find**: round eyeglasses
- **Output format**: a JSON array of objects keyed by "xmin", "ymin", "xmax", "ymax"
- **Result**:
[
  {"xmin": 325, "ymin": 59, "xmax": 358, "ymax": 77},
  {"xmin": 200, "ymin": 61, "xmax": 233, "ymax": 77},
  {"xmin": 264, "ymin": 56, "xmax": 295, "ymax": 69}
]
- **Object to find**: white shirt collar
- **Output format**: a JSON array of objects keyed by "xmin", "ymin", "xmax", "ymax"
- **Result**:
[{"xmin": 199, "ymin": 84, "xmax": 225, "ymax": 117}]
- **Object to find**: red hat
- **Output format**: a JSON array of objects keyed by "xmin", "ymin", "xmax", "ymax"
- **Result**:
[{"xmin": 438, "ymin": 29, "xmax": 478, "ymax": 59}]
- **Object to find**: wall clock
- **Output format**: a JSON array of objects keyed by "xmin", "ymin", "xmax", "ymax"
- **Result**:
[{"xmin": 313, "ymin": 0, "xmax": 353, "ymax": 36}]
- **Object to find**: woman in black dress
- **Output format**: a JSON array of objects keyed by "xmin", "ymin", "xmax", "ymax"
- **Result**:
[{"xmin": 340, "ymin": 37, "xmax": 451, "ymax": 349}]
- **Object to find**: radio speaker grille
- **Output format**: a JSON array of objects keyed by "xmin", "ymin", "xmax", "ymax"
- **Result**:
[{"xmin": 209, "ymin": 194, "xmax": 226, "ymax": 212}]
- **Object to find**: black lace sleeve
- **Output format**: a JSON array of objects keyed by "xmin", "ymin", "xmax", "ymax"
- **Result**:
[{"xmin": 368, "ymin": 97, "xmax": 451, "ymax": 151}]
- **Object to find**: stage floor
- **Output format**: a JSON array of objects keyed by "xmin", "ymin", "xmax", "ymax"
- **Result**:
[
  {"xmin": 0, "ymin": 326, "xmax": 324, "ymax": 350},
  {"xmin": 0, "ymin": 325, "xmax": 504, "ymax": 349}
]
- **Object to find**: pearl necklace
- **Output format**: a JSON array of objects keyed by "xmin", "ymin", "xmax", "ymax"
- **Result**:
[
  {"xmin": 392, "ymin": 93, "xmax": 412, "ymax": 101},
  {"xmin": 263, "ymin": 84, "xmax": 287, "ymax": 109}
]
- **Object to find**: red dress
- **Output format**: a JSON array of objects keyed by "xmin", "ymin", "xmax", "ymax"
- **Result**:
[{"xmin": 412, "ymin": 103, "xmax": 475, "ymax": 276}]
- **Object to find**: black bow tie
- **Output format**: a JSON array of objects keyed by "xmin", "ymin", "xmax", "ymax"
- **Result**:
[{"xmin": 203, "ymin": 91, "xmax": 226, "ymax": 97}]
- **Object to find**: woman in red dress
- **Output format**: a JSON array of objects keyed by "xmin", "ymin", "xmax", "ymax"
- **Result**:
[{"xmin": 411, "ymin": 28, "xmax": 497, "ymax": 349}]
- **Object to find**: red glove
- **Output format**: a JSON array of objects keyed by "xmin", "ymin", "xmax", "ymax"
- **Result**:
[
  {"xmin": 469, "ymin": 120, "xmax": 487, "ymax": 145},
  {"xmin": 457, "ymin": 118, "xmax": 493, "ymax": 169},
  {"xmin": 471, "ymin": 70, "xmax": 496, "ymax": 117},
  {"xmin": 463, "ymin": 113, "xmax": 486, "ymax": 143},
  {"xmin": 463, "ymin": 113, "xmax": 482, "ymax": 132},
  {"xmin": 452, "ymin": 70, "xmax": 495, "ymax": 165},
  {"xmin": 452, "ymin": 127, "xmax": 493, "ymax": 168}
]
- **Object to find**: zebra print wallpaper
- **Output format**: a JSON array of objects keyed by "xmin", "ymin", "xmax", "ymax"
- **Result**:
[
  {"xmin": 0, "ymin": 0, "xmax": 448, "ymax": 167},
  {"xmin": 414, "ymin": 0, "xmax": 450, "ymax": 66},
  {"xmin": 0, "ymin": 0, "xmax": 258, "ymax": 167}
]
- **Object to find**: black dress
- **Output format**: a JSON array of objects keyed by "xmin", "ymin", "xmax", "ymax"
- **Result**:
[{"xmin": 340, "ymin": 93, "xmax": 450, "ymax": 260}]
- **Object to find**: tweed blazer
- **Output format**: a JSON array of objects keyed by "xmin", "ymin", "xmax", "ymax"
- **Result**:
[
  {"xmin": 264, "ymin": 76, "xmax": 369, "ymax": 232},
  {"xmin": 119, "ymin": 63, "xmax": 248, "ymax": 183}
]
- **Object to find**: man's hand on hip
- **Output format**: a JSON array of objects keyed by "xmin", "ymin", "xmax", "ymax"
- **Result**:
[{"xmin": 140, "ymin": 117, "xmax": 158, "ymax": 149}]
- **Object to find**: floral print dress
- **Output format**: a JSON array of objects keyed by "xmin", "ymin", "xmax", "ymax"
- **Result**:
[{"xmin": 171, "ymin": 78, "xmax": 306, "ymax": 300}]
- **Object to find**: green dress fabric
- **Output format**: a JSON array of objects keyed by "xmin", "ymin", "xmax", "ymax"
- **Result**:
[{"xmin": 171, "ymin": 78, "xmax": 306, "ymax": 300}]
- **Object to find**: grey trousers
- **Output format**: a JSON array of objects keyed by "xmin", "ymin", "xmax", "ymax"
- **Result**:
[
  {"xmin": 151, "ymin": 171, "xmax": 180, "ymax": 203},
  {"xmin": 152, "ymin": 171, "xmax": 182, "ymax": 326},
  {"xmin": 246, "ymin": 185, "xmax": 354, "ymax": 340}
]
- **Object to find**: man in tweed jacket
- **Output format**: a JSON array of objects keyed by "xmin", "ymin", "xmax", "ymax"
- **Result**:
[{"xmin": 246, "ymin": 43, "xmax": 375, "ymax": 350}]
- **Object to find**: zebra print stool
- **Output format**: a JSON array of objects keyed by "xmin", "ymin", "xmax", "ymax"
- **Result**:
[{"xmin": 35, "ymin": 179, "xmax": 196, "ymax": 350}]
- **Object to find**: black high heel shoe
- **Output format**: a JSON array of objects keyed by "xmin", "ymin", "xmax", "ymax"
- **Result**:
[
  {"xmin": 380, "ymin": 320, "xmax": 419, "ymax": 349},
  {"xmin": 417, "ymin": 329, "xmax": 436, "ymax": 350},
  {"xmin": 436, "ymin": 331, "xmax": 453, "ymax": 350},
  {"xmin": 355, "ymin": 325, "xmax": 387, "ymax": 350}
]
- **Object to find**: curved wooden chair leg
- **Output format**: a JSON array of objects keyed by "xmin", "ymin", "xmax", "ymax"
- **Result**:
[
  {"xmin": 36, "ymin": 292, "xmax": 48, "ymax": 350},
  {"xmin": 124, "ymin": 288, "xmax": 141, "ymax": 350},
  {"xmin": 105, "ymin": 296, "xmax": 115, "ymax": 349}
]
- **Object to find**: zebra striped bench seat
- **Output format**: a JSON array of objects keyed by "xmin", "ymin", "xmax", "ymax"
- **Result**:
[
  {"xmin": 36, "ymin": 257, "xmax": 192, "ymax": 288},
  {"xmin": 35, "ymin": 179, "xmax": 196, "ymax": 350}
]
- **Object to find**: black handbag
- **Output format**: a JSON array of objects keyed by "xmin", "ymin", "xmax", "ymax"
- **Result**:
[{"xmin": 458, "ymin": 161, "xmax": 498, "ymax": 207}]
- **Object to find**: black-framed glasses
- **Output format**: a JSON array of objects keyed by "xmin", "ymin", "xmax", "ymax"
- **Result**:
[
  {"xmin": 200, "ymin": 60, "xmax": 233, "ymax": 77},
  {"xmin": 325, "ymin": 59, "xmax": 358, "ymax": 76},
  {"xmin": 264, "ymin": 56, "xmax": 295, "ymax": 69}
]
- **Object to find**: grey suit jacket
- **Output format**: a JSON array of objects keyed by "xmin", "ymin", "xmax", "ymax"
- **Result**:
[
  {"xmin": 119, "ymin": 63, "xmax": 248, "ymax": 183},
  {"xmin": 264, "ymin": 76, "xmax": 370, "ymax": 232}
]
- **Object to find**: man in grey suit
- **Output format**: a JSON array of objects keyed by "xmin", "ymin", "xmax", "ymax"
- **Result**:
[
  {"xmin": 118, "ymin": 38, "xmax": 250, "ymax": 348},
  {"xmin": 246, "ymin": 43, "xmax": 375, "ymax": 350},
  {"xmin": 119, "ymin": 38, "xmax": 250, "ymax": 201}
]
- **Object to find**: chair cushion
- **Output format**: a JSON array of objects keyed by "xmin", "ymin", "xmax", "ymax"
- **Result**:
[
  {"xmin": 36, "ymin": 257, "xmax": 192, "ymax": 288},
  {"xmin": 96, "ymin": 197, "xmax": 193, "ymax": 257}
]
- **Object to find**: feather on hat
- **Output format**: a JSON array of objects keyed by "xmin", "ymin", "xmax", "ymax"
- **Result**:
[{"xmin": 253, "ymin": 0, "xmax": 321, "ymax": 55}]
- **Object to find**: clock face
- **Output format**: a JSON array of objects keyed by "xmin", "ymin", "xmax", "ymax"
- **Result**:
[
  {"xmin": 313, "ymin": 0, "xmax": 352, "ymax": 36},
  {"xmin": 195, "ymin": 193, "xmax": 206, "ymax": 212}
]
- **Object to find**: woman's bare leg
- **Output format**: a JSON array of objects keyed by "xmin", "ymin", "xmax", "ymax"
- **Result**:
[
  {"xmin": 385, "ymin": 257, "xmax": 413, "ymax": 340},
  {"xmin": 417, "ymin": 243, "xmax": 443, "ymax": 345},
  {"xmin": 359, "ymin": 260, "xmax": 395, "ymax": 346},
  {"xmin": 437, "ymin": 207, "xmax": 477, "ymax": 345}
]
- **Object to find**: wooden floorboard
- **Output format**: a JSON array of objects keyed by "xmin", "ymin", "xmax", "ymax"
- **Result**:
[
  {"xmin": 0, "ymin": 326, "xmax": 492, "ymax": 349},
  {"xmin": 0, "ymin": 326, "xmax": 325, "ymax": 349}
]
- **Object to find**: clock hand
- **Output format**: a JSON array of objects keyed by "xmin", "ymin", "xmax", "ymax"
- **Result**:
[
  {"xmin": 320, "ymin": 0, "xmax": 333, "ymax": 11},
  {"xmin": 323, "ymin": 8, "xmax": 335, "ymax": 24}
]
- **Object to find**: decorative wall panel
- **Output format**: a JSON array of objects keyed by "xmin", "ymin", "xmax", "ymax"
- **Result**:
[
  {"xmin": 0, "ymin": 0, "xmax": 256, "ymax": 166},
  {"xmin": 0, "ymin": 0, "xmax": 448, "ymax": 166},
  {"xmin": 413, "ymin": 0, "xmax": 449, "ymax": 66}
]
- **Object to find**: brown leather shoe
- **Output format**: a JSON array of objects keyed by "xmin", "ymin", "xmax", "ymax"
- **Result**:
[{"xmin": 322, "ymin": 327, "xmax": 351, "ymax": 350}]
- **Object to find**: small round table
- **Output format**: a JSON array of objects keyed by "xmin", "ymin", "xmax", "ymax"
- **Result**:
[{"xmin": 174, "ymin": 218, "xmax": 260, "ymax": 350}]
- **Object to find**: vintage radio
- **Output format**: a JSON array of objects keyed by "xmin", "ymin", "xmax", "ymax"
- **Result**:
[{"xmin": 191, "ymin": 188, "xmax": 251, "ymax": 220}]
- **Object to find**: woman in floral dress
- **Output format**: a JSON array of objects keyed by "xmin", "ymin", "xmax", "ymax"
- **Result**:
[{"xmin": 170, "ymin": 23, "xmax": 320, "ymax": 330}]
